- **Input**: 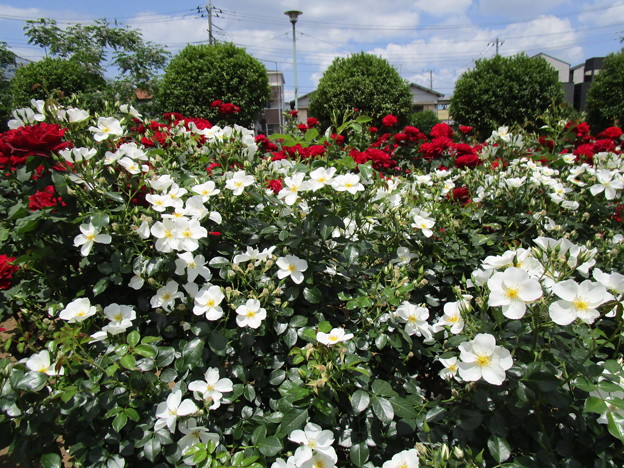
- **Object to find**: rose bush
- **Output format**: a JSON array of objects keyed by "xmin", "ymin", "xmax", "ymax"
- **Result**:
[{"xmin": 0, "ymin": 99, "xmax": 623, "ymax": 467}]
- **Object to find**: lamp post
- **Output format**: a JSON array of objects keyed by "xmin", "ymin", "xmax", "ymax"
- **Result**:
[{"xmin": 284, "ymin": 10, "xmax": 302, "ymax": 111}]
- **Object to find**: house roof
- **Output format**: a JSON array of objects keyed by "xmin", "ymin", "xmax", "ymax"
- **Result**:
[
  {"xmin": 532, "ymin": 52, "xmax": 571, "ymax": 66},
  {"xmin": 409, "ymin": 82, "xmax": 444, "ymax": 97}
]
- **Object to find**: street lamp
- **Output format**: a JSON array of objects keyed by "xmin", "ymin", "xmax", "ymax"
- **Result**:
[{"xmin": 284, "ymin": 10, "xmax": 302, "ymax": 111}]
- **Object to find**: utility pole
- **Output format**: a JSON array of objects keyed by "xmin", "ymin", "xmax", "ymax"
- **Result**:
[
  {"xmin": 490, "ymin": 37, "xmax": 504, "ymax": 56},
  {"xmin": 207, "ymin": 1, "xmax": 214, "ymax": 45},
  {"xmin": 429, "ymin": 69, "xmax": 433, "ymax": 90}
]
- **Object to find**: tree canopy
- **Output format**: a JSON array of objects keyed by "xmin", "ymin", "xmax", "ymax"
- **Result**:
[
  {"xmin": 450, "ymin": 54, "xmax": 564, "ymax": 138},
  {"xmin": 157, "ymin": 43, "xmax": 270, "ymax": 127},
  {"xmin": 586, "ymin": 50, "xmax": 624, "ymax": 132},
  {"xmin": 23, "ymin": 18, "xmax": 170, "ymax": 87},
  {"xmin": 309, "ymin": 52, "xmax": 413, "ymax": 128}
]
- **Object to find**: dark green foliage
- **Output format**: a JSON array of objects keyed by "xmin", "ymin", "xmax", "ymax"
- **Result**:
[
  {"xmin": 0, "ymin": 42, "xmax": 17, "ymax": 130},
  {"xmin": 157, "ymin": 43, "xmax": 270, "ymax": 127},
  {"xmin": 450, "ymin": 54, "xmax": 564, "ymax": 139},
  {"xmin": 309, "ymin": 52, "xmax": 413, "ymax": 128},
  {"xmin": 9, "ymin": 58, "xmax": 107, "ymax": 108},
  {"xmin": 24, "ymin": 18, "xmax": 170, "ymax": 87},
  {"xmin": 586, "ymin": 50, "xmax": 624, "ymax": 132},
  {"xmin": 410, "ymin": 110, "xmax": 439, "ymax": 135}
]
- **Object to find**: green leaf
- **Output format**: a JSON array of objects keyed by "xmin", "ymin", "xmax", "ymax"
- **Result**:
[
  {"xmin": 303, "ymin": 286, "xmax": 322, "ymax": 304},
  {"xmin": 258, "ymin": 436, "xmax": 282, "ymax": 457},
  {"xmin": 607, "ymin": 411, "xmax": 624, "ymax": 442},
  {"xmin": 125, "ymin": 408, "xmax": 140, "ymax": 422},
  {"xmin": 143, "ymin": 437, "xmax": 161, "ymax": 462},
  {"xmin": 112, "ymin": 412, "xmax": 128, "ymax": 432},
  {"xmin": 15, "ymin": 371, "xmax": 47, "ymax": 392},
  {"xmin": 127, "ymin": 330, "xmax": 140, "ymax": 347},
  {"xmin": 90, "ymin": 212, "xmax": 110, "ymax": 229},
  {"xmin": 371, "ymin": 396, "xmax": 394, "ymax": 423},
  {"xmin": 372, "ymin": 379, "xmax": 398, "ymax": 397},
  {"xmin": 134, "ymin": 344, "xmax": 157, "ymax": 358},
  {"xmin": 182, "ymin": 338, "xmax": 205, "ymax": 364},
  {"xmin": 358, "ymin": 161, "xmax": 373, "ymax": 180},
  {"xmin": 350, "ymin": 442, "xmax": 370, "ymax": 467},
  {"xmin": 40, "ymin": 453, "xmax": 62, "ymax": 468},
  {"xmin": 390, "ymin": 396, "xmax": 419, "ymax": 419},
  {"xmin": 120, "ymin": 354, "xmax": 136, "ymax": 370},
  {"xmin": 487, "ymin": 435, "xmax": 511, "ymax": 463},
  {"xmin": 351, "ymin": 390, "xmax": 370, "ymax": 414},
  {"xmin": 584, "ymin": 395, "xmax": 608, "ymax": 414},
  {"xmin": 104, "ymin": 191, "xmax": 125, "ymax": 203},
  {"xmin": 276, "ymin": 408, "xmax": 308, "ymax": 437},
  {"xmin": 92, "ymin": 277, "xmax": 110, "ymax": 296}
]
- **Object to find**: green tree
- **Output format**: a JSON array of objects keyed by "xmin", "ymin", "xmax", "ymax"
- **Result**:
[
  {"xmin": 0, "ymin": 42, "xmax": 17, "ymax": 130},
  {"xmin": 9, "ymin": 57, "xmax": 106, "ymax": 108},
  {"xmin": 450, "ymin": 53, "xmax": 564, "ymax": 138},
  {"xmin": 309, "ymin": 52, "xmax": 413, "ymax": 128},
  {"xmin": 24, "ymin": 18, "xmax": 169, "ymax": 89},
  {"xmin": 410, "ymin": 109, "xmax": 439, "ymax": 135},
  {"xmin": 157, "ymin": 43, "xmax": 270, "ymax": 127},
  {"xmin": 586, "ymin": 50, "xmax": 624, "ymax": 132}
]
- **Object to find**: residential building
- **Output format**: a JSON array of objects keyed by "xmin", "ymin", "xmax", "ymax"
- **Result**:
[
  {"xmin": 294, "ymin": 83, "xmax": 444, "ymax": 122},
  {"xmin": 259, "ymin": 70, "xmax": 285, "ymax": 134}
]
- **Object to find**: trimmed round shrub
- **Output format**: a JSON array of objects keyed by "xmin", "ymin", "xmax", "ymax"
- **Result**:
[
  {"xmin": 10, "ymin": 58, "xmax": 106, "ymax": 108},
  {"xmin": 450, "ymin": 54, "xmax": 564, "ymax": 138},
  {"xmin": 157, "ymin": 43, "xmax": 270, "ymax": 127},
  {"xmin": 309, "ymin": 52, "xmax": 413, "ymax": 128},
  {"xmin": 586, "ymin": 50, "xmax": 624, "ymax": 132}
]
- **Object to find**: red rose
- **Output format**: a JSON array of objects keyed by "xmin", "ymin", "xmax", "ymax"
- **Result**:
[
  {"xmin": 297, "ymin": 124, "xmax": 309, "ymax": 133},
  {"xmin": 289, "ymin": 110, "xmax": 299, "ymax": 117},
  {"xmin": 459, "ymin": 125, "xmax": 473, "ymax": 135},
  {"xmin": 597, "ymin": 127, "xmax": 623, "ymax": 140},
  {"xmin": 306, "ymin": 118, "xmax": 319, "ymax": 127},
  {"xmin": 29, "ymin": 185, "xmax": 65, "ymax": 211},
  {"xmin": 4, "ymin": 122, "xmax": 70, "ymax": 158},
  {"xmin": 448, "ymin": 186, "xmax": 471, "ymax": 205},
  {"xmin": 455, "ymin": 153, "xmax": 482, "ymax": 169},
  {"xmin": 0, "ymin": 255, "xmax": 18, "ymax": 290},
  {"xmin": 381, "ymin": 114, "xmax": 398, "ymax": 127},
  {"xmin": 211, "ymin": 100, "xmax": 222, "ymax": 109},
  {"xmin": 430, "ymin": 123, "xmax": 454, "ymax": 139},
  {"xmin": 266, "ymin": 179, "xmax": 283, "ymax": 194},
  {"xmin": 369, "ymin": 126, "xmax": 378, "ymax": 133}
]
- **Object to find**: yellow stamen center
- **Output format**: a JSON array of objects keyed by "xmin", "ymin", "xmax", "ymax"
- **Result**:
[{"xmin": 476, "ymin": 355, "xmax": 491, "ymax": 368}]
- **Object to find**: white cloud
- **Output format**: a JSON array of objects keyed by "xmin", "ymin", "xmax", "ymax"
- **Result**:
[
  {"xmin": 578, "ymin": 0, "xmax": 624, "ymax": 27},
  {"xmin": 479, "ymin": 0, "xmax": 571, "ymax": 19}
]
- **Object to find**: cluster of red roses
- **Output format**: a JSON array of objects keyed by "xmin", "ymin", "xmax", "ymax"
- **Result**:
[
  {"xmin": 211, "ymin": 100, "xmax": 241, "ymax": 117},
  {"xmin": 572, "ymin": 126, "xmax": 623, "ymax": 164},
  {"xmin": 0, "ymin": 122, "xmax": 70, "ymax": 172},
  {"xmin": 0, "ymin": 254, "xmax": 18, "ymax": 290},
  {"xmin": 297, "ymin": 117, "xmax": 319, "ymax": 134},
  {"xmin": 132, "ymin": 112, "xmax": 213, "ymax": 148}
]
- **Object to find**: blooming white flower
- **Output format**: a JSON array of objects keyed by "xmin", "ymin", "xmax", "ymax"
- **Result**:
[
  {"xmin": 91, "ymin": 303, "xmax": 136, "ymax": 342},
  {"xmin": 175, "ymin": 218, "xmax": 208, "ymax": 252},
  {"xmin": 396, "ymin": 301, "xmax": 433, "ymax": 342},
  {"xmin": 175, "ymin": 252, "xmax": 212, "ymax": 283},
  {"xmin": 271, "ymin": 457, "xmax": 297, "ymax": 468},
  {"xmin": 119, "ymin": 103, "xmax": 142, "ymax": 118},
  {"xmin": 289, "ymin": 422, "xmax": 338, "ymax": 466},
  {"xmin": 331, "ymin": 173, "xmax": 364, "ymax": 194},
  {"xmin": 593, "ymin": 268, "xmax": 624, "ymax": 294},
  {"xmin": 26, "ymin": 350, "xmax": 63, "ymax": 376},
  {"xmin": 225, "ymin": 170, "xmax": 255, "ymax": 195},
  {"xmin": 433, "ymin": 297, "xmax": 470, "ymax": 334},
  {"xmin": 178, "ymin": 418, "xmax": 219, "ymax": 452},
  {"xmin": 489, "ymin": 126, "xmax": 512, "ymax": 143},
  {"xmin": 149, "ymin": 174, "xmax": 175, "ymax": 192},
  {"xmin": 390, "ymin": 247, "xmax": 417, "ymax": 266},
  {"xmin": 191, "ymin": 181, "xmax": 220, "ymax": 200},
  {"xmin": 233, "ymin": 246, "xmax": 276, "ymax": 265},
  {"xmin": 154, "ymin": 389, "xmax": 198, "ymax": 432},
  {"xmin": 316, "ymin": 327, "xmax": 354, "ymax": 346},
  {"xmin": 308, "ymin": 167, "xmax": 336, "ymax": 191},
  {"xmin": 278, "ymin": 172, "xmax": 310, "ymax": 206},
  {"xmin": 458, "ymin": 333, "xmax": 513, "ymax": 385},
  {"xmin": 118, "ymin": 156, "xmax": 147, "ymax": 175},
  {"xmin": 151, "ymin": 280, "xmax": 184, "ymax": 312},
  {"xmin": 589, "ymin": 169, "xmax": 623, "ymax": 200},
  {"xmin": 58, "ymin": 147, "xmax": 97, "ymax": 163},
  {"xmin": 410, "ymin": 210, "xmax": 435, "ymax": 238},
  {"xmin": 89, "ymin": 117, "xmax": 124, "ymax": 142},
  {"xmin": 549, "ymin": 279, "xmax": 614, "ymax": 325},
  {"xmin": 73, "ymin": 222, "xmax": 112, "ymax": 256},
  {"xmin": 235, "ymin": 299, "xmax": 267, "ymax": 329},
  {"xmin": 188, "ymin": 367, "xmax": 233, "ymax": 410},
  {"xmin": 193, "ymin": 285, "xmax": 225, "ymax": 320},
  {"xmin": 59, "ymin": 297, "xmax": 97, "ymax": 323},
  {"xmin": 276, "ymin": 255, "xmax": 308, "ymax": 284},
  {"xmin": 487, "ymin": 267, "xmax": 543, "ymax": 319},
  {"xmin": 151, "ymin": 219, "xmax": 180, "ymax": 253},
  {"xmin": 382, "ymin": 448, "xmax": 420, "ymax": 467},
  {"xmin": 438, "ymin": 356, "xmax": 459, "ymax": 381}
]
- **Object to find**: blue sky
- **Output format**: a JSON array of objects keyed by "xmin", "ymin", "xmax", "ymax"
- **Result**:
[{"xmin": 1, "ymin": 0, "xmax": 623, "ymax": 101}]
